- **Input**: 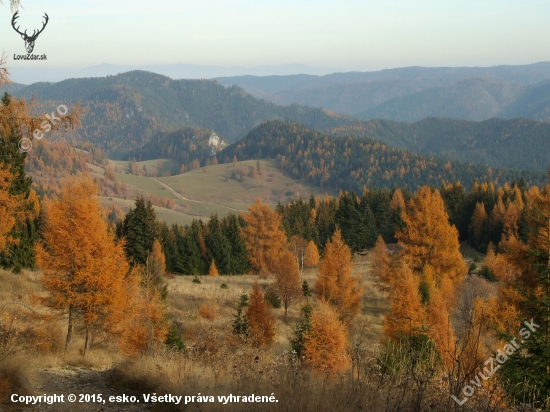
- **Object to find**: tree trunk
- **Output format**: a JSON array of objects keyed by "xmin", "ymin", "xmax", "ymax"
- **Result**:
[
  {"xmin": 65, "ymin": 305, "xmax": 74, "ymax": 351},
  {"xmin": 84, "ymin": 326, "xmax": 91, "ymax": 355}
]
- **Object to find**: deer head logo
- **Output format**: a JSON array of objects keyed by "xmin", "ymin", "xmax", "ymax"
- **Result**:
[{"xmin": 11, "ymin": 11, "xmax": 49, "ymax": 54}]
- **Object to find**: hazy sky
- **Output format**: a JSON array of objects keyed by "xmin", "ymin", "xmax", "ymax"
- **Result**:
[{"xmin": 1, "ymin": 0, "xmax": 550, "ymax": 71}]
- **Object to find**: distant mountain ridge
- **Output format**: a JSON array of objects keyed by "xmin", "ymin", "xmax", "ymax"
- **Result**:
[
  {"xmin": 9, "ymin": 70, "xmax": 354, "ymax": 154},
  {"xmin": 217, "ymin": 62, "xmax": 550, "ymax": 121},
  {"xmin": 355, "ymin": 78, "xmax": 550, "ymax": 122},
  {"xmin": 7, "ymin": 69, "xmax": 550, "ymax": 174},
  {"xmin": 5, "ymin": 63, "xmax": 334, "ymax": 85}
]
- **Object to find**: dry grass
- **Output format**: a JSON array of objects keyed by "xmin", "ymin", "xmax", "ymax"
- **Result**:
[
  {"xmin": 0, "ymin": 250, "xmax": 521, "ymax": 411},
  {"xmin": 0, "ymin": 268, "xmax": 123, "ymax": 403},
  {"xmin": 164, "ymin": 252, "xmax": 389, "ymax": 356}
]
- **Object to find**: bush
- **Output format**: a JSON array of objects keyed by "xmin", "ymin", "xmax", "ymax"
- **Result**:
[
  {"xmin": 302, "ymin": 281, "xmax": 311, "ymax": 297},
  {"xmin": 192, "ymin": 276, "xmax": 201, "ymax": 284},
  {"xmin": 165, "ymin": 322, "xmax": 184, "ymax": 351},
  {"xmin": 479, "ymin": 265, "xmax": 496, "ymax": 282},
  {"xmin": 264, "ymin": 286, "xmax": 281, "ymax": 309},
  {"xmin": 198, "ymin": 303, "xmax": 218, "ymax": 320},
  {"xmin": 220, "ymin": 283, "xmax": 228, "ymax": 289}
]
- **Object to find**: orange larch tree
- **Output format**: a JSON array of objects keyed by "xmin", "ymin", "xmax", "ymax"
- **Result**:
[
  {"xmin": 151, "ymin": 239, "xmax": 166, "ymax": 275},
  {"xmin": 369, "ymin": 235, "xmax": 391, "ymax": 284},
  {"xmin": 246, "ymin": 281, "xmax": 276, "ymax": 346},
  {"xmin": 208, "ymin": 260, "xmax": 219, "ymax": 277},
  {"xmin": 36, "ymin": 176, "xmax": 133, "ymax": 353},
  {"xmin": 303, "ymin": 300, "xmax": 351, "ymax": 377},
  {"xmin": 241, "ymin": 198, "xmax": 288, "ymax": 274},
  {"xmin": 393, "ymin": 186, "xmax": 466, "ymax": 363},
  {"xmin": 0, "ymin": 165, "xmax": 26, "ymax": 253},
  {"xmin": 113, "ymin": 267, "xmax": 168, "ymax": 357},
  {"xmin": 304, "ymin": 240, "xmax": 320, "ymax": 268},
  {"xmin": 272, "ymin": 249, "xmax": 302, "ymax": 317},
  {"xmin": 315, "ymin": 229, "xmax": 363, "ymax": 323},
  {"xmin": 397, "ymin": 186, "xmax": 466, "ymax": 289},
  {"xmin": 425, "ymin": 286, "xmax": 456, "ymax": 368},
  {"xmin": 390, "ymin": 188, "xmax": 406, "ymax": 212},
  {"xmin": 469, "ymin": 201, "xmax": 488, "ymax": 248},
  {"xmin": 383, "ymin": 259, "xmax": 425, "ymax": 341}
]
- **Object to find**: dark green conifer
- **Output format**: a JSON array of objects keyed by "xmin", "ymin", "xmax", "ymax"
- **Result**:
[
  {"xmin": 222, "ymin": 213, "xmax": 249, "ymax": 274},
  {"xmin": 116, "ymin": 196, "xmax": 158, "ymax": 265},
  {"xmin": 0, "ymin": 92, "xmax": 39, "ymax": 272},
  {"xmin": 205, "ymin": 214, "xmax": 232, "ymax": 275}
]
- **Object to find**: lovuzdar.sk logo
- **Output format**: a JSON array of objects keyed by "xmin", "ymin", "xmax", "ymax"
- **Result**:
[{"xmin": 11, "ymin": 11, "xmax": 49, "ymax": 61}]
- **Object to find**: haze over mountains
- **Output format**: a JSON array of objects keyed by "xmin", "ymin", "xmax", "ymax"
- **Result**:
[
  {"xmin": 6, "ymin": 63, "xmax": 334, "ymax": 85},
  {"xmin": 217, "ymin": 62, "xmax": 550, "ymax": 121},
  {"xmin": 2, "ymin": 65, "xmax": 549, "ymax": 189}
]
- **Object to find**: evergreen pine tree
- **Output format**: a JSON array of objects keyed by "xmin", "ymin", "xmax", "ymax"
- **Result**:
[
  {"xmin": 159, "ymin": 222, "xmax": 178, "ymax": 273},
  {"xmin": 232, "ymin": 293, "xmax": 250, "ymax": 336},
  {"xmin": 174, "ymin": 224, "xmax": 204, "ymax": 275},
  {"xmin": 222, "ymin": 214, "xmax": 249, "ymax": 275},
  {"xmin": 0, "ymin": 92, "xmax": 39, "ymax": 272},
  {"xmin": 291, "ymin": 301, "xmax": 313, "ymax": 359},
  {"xmin": 116, "ymin": 196, "xmax": 158, "ymax": 265},
  {"xmin": 360, "ymin": 202, "xmax": 378, "ymax": 250},
  {"xmin": 335, "ymin": 192, "xmax": 363, "ymax": 253},
  {"xmin": 205, "ymin": 214, "xmax": 232, "ymax": 275}
]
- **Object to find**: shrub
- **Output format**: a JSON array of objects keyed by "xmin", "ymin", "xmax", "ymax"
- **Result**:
[
  {"xmin": 198, "ymin": 303, "xmax": 218, "ymax": 320},
  {"xmin": 220, "ymin": 283, "xmax": 228, "ymax": 289},
  {"xmin": 479, "ymin": 265, "xmax": 496, "ymax": 282},
  {"xmin": 165, "ymin": 322, "xmax": 184, "ymax": 351},
  {"xmin": 264, "ymin": 286, "xmax": 281, "ymax": 309}
]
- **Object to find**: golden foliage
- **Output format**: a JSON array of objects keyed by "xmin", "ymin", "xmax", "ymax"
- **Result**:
[
  {"xmin": 304, "ymin": 240, "xmax": 320, "ymax": 267},
  {"xmin": 0, "ymin": 166, "xmax": 26, "ymax": 254},
  {"xmin": 151, "ymin": 239, "xmax": 166, "ymax": 276},
  {"xmin": 383, "ymin": 260, "xmax": 425, "ymax": 341},
  {"xmin": 198, "ymin": 302, "xmax": 219, "ymax": 320},
  {"xmin": 470, "ymin": 202, "xmax": 488, "ymax": 246},
  {"xmin": 246, "ymin": 281, "xmax": 276, "ymax": 346},
  {"xmin": 36, "ymin": 176, "xmax": 134, "ymax": 351},
  {"xmin": 208, "ymin": 260, "xmax": 219, "ymax": 277},
  {"xmin": 113, "ymin": 270, "xmax": 168, "ymax": 357},
  {"xmin": 303, "ymin": 300, "xmax": 350, "ymax": 377},
  {"xmin": 369, "ymin": 235, "xmax": 391, "ymax": 284},
  {"xmin": 315, "ymin": 229, "xmax": 363, "ymax": 323},
  {"xmin": 390, "ymin": 188, "xmax": 405, "ymax": 211},
  {"xmin": 426, "ymin": 290, "xmax": 456, "ymax": 368},
  {"xmin": 272, "ymin": 249, "xmax": 302, "ymax": 316},
  {"xmin": 241, "ymin": 198, "xmax": 288, "ymax": 274},
  {"xmin": 397, "ymin": 186, "xmax": 466, "ymax": 288}
]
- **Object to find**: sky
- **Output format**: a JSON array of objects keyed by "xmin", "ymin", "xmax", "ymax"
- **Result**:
[{"xmin": 1, "ymin": 0, "xmax": 550, "ymax": 72}]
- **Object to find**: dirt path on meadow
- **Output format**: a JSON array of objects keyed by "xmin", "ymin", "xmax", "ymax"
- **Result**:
[
  {"xmin": 8, "ymin": 367, "xmax": 153, "ymax": 412},
  {"xmin": 153, "ymin": 178, "xmax": 242, "ymax": 212}
]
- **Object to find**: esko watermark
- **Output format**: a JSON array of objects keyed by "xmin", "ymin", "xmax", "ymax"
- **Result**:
[
  {"xmin": 451, "ymin": 318, "xmax": 540, "ymax": 406},
  {"xmin": 18, "ymin": 104, "xmax": 69, "ymax": 152}
]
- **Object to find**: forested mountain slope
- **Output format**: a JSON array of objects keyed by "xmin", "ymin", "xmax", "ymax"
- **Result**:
[
  {"xmin": 216, "ymin": 121, "xmax": 547, "ymax": 192},
  {"xmin": 11, "ymin": 71, "xmax": 354, "ymax": 154},
  {"xmin": 328, "ymin": 117, "xmax": 550, "ymax": 171}
]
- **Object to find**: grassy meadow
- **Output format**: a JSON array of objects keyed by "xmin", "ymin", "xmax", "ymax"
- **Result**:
[{"xmin": 96, "ymin": 159, "xmax": 336, "ymax": 227}]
